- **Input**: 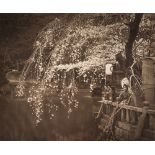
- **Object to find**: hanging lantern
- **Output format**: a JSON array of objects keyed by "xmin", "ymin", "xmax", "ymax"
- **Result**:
[{"xmin": 105, "ymin": 64, "xmax": 113, "ymax": 75}]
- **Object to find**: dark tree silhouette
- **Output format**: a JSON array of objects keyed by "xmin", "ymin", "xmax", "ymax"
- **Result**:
[{"xmin": 125, "ymin": 13, "xmax": 143, "ymax": 68}]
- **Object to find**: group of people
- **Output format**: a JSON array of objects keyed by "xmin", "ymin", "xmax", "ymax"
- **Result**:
[
  {"xmin": 90, "ymin": 50, "xmax": 143, "ymax": 104},
  {"xmin": 101, "ymin": 79, "xmax": 131, "ymax": 103}
]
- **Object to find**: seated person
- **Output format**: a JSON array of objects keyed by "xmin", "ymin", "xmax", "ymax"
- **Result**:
[{"xmin": 117, "ymin": 84, "xmax": 131, "ymax": 103}]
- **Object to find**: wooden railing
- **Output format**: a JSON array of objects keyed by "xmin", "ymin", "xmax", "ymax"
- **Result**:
[{"xmin": 97, "ymin": 100, "xmax": 155, "ymax": 140}]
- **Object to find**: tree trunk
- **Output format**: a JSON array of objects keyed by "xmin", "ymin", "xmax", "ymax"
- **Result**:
[{"xmin": 125, "ymin": 13, "xmax": 143, "ymax": 68}]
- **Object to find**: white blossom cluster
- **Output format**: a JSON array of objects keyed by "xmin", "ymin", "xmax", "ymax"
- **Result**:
[{"xmin": 16, "ymin": 14, "xmax": 151, "ymax": 124}]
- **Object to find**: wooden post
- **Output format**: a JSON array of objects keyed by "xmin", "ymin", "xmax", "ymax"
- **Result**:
[
  {"xmin": 134, "ymin": 101, "xmax": 149, "ymax": 140},
  {"xmin": 121, "ymin": 109, "xmax": 126, "ymax": 122},
  {"xmin": 110, "ymin": 104, "xmax": 113, "ymax": 114},
  {"xmin": 130, "ymin": 110, "xmax": 136, "ymax": 125},
  {"xmin": 107, "ymin": 104, "xmax": 110, "ymax": 114},
  {"xmin": 126, "ymin": 109, "xmax": 130, "ymax": 122},
  {"xmin": 149, "ymin": 114, "xmax": 155, "ymax": 130}
]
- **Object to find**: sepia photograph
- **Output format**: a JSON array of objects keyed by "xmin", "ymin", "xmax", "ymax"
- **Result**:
[{"xmin": 0, "ymin": 13, "xmax": 155, "ymax": 141}]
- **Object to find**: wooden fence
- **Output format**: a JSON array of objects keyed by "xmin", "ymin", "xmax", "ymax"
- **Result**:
[{"xmin": 97, "ymin": 100, "xmax": 155, "ymax": 140}]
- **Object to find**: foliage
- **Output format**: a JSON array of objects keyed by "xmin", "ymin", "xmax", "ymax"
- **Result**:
[{"xmin": 16, "ymin": 14, "xmax": 151, "ymax": 124}]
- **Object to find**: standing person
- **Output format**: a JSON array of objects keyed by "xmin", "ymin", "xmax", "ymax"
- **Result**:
[
  {"xmin": 115, "ymin": 51, "xmax": 126, "ymax": 71},
  {"xmin": 101, "ymin": 78, "xmax": 106, "ymax": 90},
  {"xmin": 103, "ymin": 84, "xmax": 112, "ymax": 100},
  {"xmin": 134, "ymin": 55, "xmax": 142, "ymax": 77}
]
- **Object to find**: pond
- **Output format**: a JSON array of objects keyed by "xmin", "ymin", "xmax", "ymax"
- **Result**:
[{"xmin": 0, "ymin": 89, "xmax": 101, "ymax": 140}]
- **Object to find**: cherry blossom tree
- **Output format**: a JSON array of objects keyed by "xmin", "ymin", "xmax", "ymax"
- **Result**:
[{"xmin": 16, "ymin": 14, "xmax": 151, "ymax": 124}]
